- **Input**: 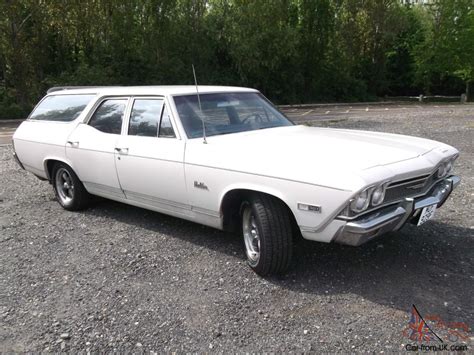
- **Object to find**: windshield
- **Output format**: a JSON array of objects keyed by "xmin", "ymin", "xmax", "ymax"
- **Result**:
[{"xmin": 173, "ymin": 92, "xmax": 293, "ymax": 138}]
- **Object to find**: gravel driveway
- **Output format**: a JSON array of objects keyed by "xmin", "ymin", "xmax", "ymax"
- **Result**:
[{"xmin": 1, "ymin": 104, "xmax": 473, "ymax": 352}]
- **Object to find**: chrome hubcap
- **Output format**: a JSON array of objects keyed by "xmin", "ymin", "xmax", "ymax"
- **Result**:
[
  {"xmin": 55, "ymin": 168, "xmax": 74, "ymax": 204},
  {"xmin": 242, "ymin": 206, "xmax": 260, "ymax": 266}
]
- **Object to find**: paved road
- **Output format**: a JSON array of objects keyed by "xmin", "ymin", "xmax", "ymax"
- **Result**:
[
  {"xmin": 280, "ymin": 103, "xmax": 466, "ymax": 123},
  {"xmin": 0, "ymin": 120, "xmax": 20, "ymax": 145}
]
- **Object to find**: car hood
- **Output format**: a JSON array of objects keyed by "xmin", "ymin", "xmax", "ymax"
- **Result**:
[{"xmin": 185, "ymin": 125, "xmax": 457, "ymax": 191}]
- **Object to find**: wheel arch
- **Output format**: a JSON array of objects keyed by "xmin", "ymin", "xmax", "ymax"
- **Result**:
[
  {"xmin": 43, "ymin": 157, "xmax": 76, "ymax": 181},
  {"xmin": 219, "ymin": 185, "xmax": 299, "ymax": 235}
]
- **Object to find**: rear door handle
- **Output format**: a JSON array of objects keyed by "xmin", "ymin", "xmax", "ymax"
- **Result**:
[
  {"xmin": 66, "ymin": 141, "xmax": 79, "ymax": 148},
  {"xmin": 114, "ymin": 147, "xmax": 129, "ymax": 154}
]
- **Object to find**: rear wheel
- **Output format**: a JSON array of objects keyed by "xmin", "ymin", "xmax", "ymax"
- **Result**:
[
  {"xmin": 52, "ymin": 163, "xmax": 91, "ymax": 211},
  {"xmin": 241, "ymin": 193, "xmax": 293, "ymax": 276}
]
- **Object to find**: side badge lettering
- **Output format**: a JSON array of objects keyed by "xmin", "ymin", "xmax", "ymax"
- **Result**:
[{"xmin": 194, "ymin": 181, "xmax": 209, "ymax": 190}]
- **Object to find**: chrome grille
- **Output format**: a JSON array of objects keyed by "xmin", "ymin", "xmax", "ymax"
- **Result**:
[{"xmin": 385, "ymin": 172, "xmax": 439, "ymax": 203}]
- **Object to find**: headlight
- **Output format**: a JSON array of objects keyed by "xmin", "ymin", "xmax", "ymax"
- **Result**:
[
  {"xmin": 350, "ymin": 188, "xmax": 370, "ymax": 213},
  {"xmin": 371, "ymin": 184, "xmax": 386, "ymax": 206},
  {"xmin": 445, "ymin": 160, "xmax": 453, "ymax": 174},
  {"xmin": 437, "ymin": 163, "xmax": 447, "ymax": 178},
  {"xmin": 437, "ymin": 155, "xmax": 458, "ymax": 178},
  {"xmin": 447, "ymin": 154, "xmax": 458, "ymax": 174}
]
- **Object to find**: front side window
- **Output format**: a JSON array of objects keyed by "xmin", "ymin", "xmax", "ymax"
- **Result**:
[
  {"xmin": 173, "ymin": 92, "xmax": 293, "ymax": 138},
  {"xmin": 159, "ymin": 106, "xmax": 176, "ymax": 138},
  {"xmin": 88, "ymin": 99, "xmax": 127, "ymax": 134},
  {"xmin": 128, "ymin": 99, "xmax": 164, "ymax": 137},
  {"xmin": 29, "ymin": 94, "xmax": 95, "ymax": 122}
]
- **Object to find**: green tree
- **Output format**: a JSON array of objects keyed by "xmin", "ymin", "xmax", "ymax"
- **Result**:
[
  {"xmin": 213, "ymin": 0, "xmax": 300, "ymax": 102},
  {"xmin": 295, "ymin": 0, "xmax": 336, "ymax": 101},
  {"xmin": 385, "ymin": 5, "xmax": 425, "ymax": 95},
  {"xmin": 1, "ymin": 0, "xmax": 473, "ymax": 118},
  {"xmin": 414, "ymin": 0, "xmax": 473, "ymax": 98}
]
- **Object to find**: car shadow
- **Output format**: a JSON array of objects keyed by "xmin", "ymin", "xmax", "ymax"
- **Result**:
[
  {"xmin": 83, "ymin": 199, "xmax": 245, "ymax": 257},
  {"xmin": 278, "ymin": 221, "xmax": 473, "ymax": 324},
  {"xmin": 83, "ymin": 199, "xmax": 473, "ymax": 324}
]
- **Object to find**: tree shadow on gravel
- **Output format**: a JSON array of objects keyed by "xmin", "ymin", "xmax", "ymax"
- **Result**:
[{"xmin": 83, "ymin": 200, "xmax": 473, "ymax": 323}]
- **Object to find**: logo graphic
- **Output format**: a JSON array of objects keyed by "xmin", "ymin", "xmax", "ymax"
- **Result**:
[
  {"xmin": 402, "ymin": 305, "xmax": 471, "ymax": 352},
  {"xmin": 406, "ymin": 305, "xmax": 442, "ymax": 342}
]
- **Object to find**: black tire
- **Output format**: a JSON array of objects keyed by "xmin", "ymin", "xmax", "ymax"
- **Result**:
[
  {"xmin": 52, "ymin": 162, "xmax": 91, "ymax": 211},
  {"xmin": 241, "ymin": 193, "xmax": 293, "ymax": 276}
]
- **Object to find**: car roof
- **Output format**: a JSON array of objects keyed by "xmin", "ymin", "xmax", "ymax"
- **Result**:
[{"xmin": 47, "ymin": 85, "xmax": 259, "ymax": 96}]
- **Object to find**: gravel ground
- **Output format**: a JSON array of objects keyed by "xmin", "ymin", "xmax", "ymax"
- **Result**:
[{"xmin": 1, "ymin": 105, "xmax": 473, "ymax": 352}]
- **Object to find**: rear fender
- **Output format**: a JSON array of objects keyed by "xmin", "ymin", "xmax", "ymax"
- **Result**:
[{"xmin": 43, "ymin": 156, "xmax": 76, "ymax": 181}]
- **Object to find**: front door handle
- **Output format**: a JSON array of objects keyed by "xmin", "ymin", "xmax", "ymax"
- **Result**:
[
  {"xmin": 66, "ymin": 141, "xmax": 79, "ymax": 148},
  {"xmin": 114, "ymin": 147, "xmax": 129, "ymax": 154}
]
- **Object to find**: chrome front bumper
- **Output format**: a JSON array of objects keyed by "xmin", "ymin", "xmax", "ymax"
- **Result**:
[{"xmin": 333, "ymin": 175, "xmax": 460, "ymax": 246}]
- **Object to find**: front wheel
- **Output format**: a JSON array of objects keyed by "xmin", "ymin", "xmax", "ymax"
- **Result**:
[
  {"xmin": 241, "ymin": 193, "xmax": 293, "ymax": 276},
  {"xmin": 52, "ymin": 163, "xmax": 91, "ymax": 211}
]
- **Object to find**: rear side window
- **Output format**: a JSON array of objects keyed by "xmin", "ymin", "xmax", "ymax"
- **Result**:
[
  {"xmin": 88, "ymin": 99, "xmax": 127, "ymax": 134},
  {"xmin": 29, "ymin": 94, "xmax": 95, "ymax": 122},
  {"xmin": 128, "ymin": 99, "xmax": 164, "ymax": 137}
]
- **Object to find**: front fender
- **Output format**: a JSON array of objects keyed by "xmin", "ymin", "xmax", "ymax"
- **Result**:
[{"xmin": 218, "ymin": 179, "xmax": 352, "ymax": 236}]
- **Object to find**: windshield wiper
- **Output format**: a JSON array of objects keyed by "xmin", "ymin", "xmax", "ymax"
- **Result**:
[{"xmin": 257, "ymin": 125, "xmax": 280, "ymax": 130}]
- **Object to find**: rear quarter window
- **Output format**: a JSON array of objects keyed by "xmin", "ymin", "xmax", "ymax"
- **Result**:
[{"xmin": 29, "ymin": 94, "xmax": 96, "ymax": 122}]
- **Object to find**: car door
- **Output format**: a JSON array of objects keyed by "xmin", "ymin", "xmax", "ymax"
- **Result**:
[
  {"xmin": 114, "ymin": 97, "xmax": 188, "ymax": 214},
  {"xmin": 66, "ymin": 97, "xmax": 129, "ymax": 199}
]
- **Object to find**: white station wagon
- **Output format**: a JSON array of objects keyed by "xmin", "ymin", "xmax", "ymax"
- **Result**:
[{"xmin": 12, "ymin": 86, "xmax": 460, "ymax": 275}]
